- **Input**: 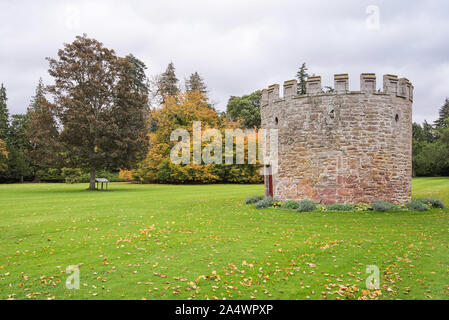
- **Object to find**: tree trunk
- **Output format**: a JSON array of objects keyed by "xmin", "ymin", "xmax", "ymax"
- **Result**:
[
  {"xmin": 89, "ymin": 167, "xmax": 96, "ymax": 190},
  {"xmin": 20, "ymin": 176, "xmax": 24, "ymax": 183}
]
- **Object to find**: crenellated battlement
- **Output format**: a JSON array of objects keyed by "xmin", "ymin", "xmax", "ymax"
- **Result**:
[
  {"xmin": 334, "ymin": 73, "xmax": 349, "ymax": 93},
  {"xmin": 261, "ymin": 73, "xmax": 414, "ymax": 106}
]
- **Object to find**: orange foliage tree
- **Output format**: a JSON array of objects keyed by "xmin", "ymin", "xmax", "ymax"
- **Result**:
[
  {"xmin": 133, "ymin": 90, "xmax": 262, "ymax": 184},
  {"xmin": 0, "ymin": 139, "xmax": 8, "ymax": 174}
]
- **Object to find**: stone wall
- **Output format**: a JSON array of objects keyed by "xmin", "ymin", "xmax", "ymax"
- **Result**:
[{"xmin": 260, "ymin": 73, "xmax": 413, "ymax": 204}]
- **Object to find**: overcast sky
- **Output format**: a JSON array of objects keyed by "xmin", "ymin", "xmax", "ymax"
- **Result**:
[{"xmin": 1, "ymin": 0, "xmax": 448, "ymax": 123}]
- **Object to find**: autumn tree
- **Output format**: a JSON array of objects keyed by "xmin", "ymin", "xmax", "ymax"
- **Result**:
[
  {"xmin": 296, "ymin": 62, "xmax": 309, "ymax": 95},
  {"xmin": 134, "ymin": 89, "xmax": 263, "ymax": 184},
  {"xmin": 0, "ymin": 84, "xmax": 8, "ymax": 140},
  {"xmin": 47, "ymin": 35, "xmax": 149, "ymax": 190},
  {"xmin": 226, "ymin": 90, "xmax": 262, "ymax": 128},
  {"xmin": 0, "ymin": 139, "xmax": 7, "ymax": 174},
  {"xmin": 135, "ymin": 90, "xmax": 220, "ymax": 183},
  {"xmin": 26, "ymin": 78, "xmax": 61, "ymax": 181}
]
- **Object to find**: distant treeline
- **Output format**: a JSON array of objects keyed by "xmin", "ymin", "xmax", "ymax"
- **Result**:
[
  {"xmin": 413, "ymin": 98, "xmax": 449, "ymax": 176},
  {"xmin": 0, "ymin": 41, "xmax": 448, "ymax": 185}
]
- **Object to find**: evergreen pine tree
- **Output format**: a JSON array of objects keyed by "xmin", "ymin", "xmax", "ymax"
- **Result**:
[
  {"xmin": 0, "ymin": 84, "xmax": 9, "ymax": 140},
  {"xmin": 435, "ymin": 98, "xmax": 449, "ymax": 128},
  {"xmin": 125, "ymin": 54, "xmax": 150, "ymax": 95},
  {"xmin": 157, "ymin": 62, "xmax": 179, "ymax": 103},
  {"xmin": 5, "ymin": 114, "xmax": 32, "ymax": 182},
  {"xmin": 26, "ymin": 78, "xmax": 61, "ymax": 180},
  {"xmin": 28, "ymin": 78, "xmax": 46, "ymax": 111},
  {"xmin": 422, "ymin": 120, "xmax": 436, "ymax": 143},
  {"xmin": 296, "ymin": 63, "xmax": 309, "ymax": 95},
  {"xmin": 186, "ymin": 72, "xmax": 207, "ymax": 94}
]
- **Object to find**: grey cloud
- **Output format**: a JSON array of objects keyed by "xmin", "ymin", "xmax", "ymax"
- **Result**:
[{"xmin": 0, "ymin": 0, "xmax": 448, "ymax": 123}]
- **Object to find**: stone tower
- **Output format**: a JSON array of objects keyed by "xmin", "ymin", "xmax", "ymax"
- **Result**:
[{"xmin": 260, "ymin": 73, "xmax": 413, "ymax": 204}]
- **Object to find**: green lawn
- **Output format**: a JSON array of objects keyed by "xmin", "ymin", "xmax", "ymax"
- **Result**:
[{"xmin": 0, "ymin": 178, "xmax": 448, "ymax": 300}]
